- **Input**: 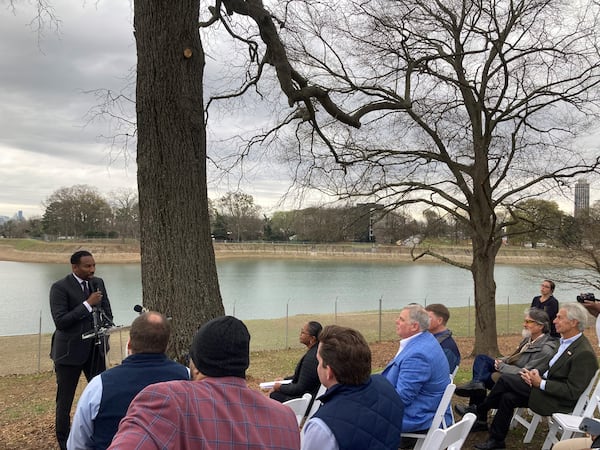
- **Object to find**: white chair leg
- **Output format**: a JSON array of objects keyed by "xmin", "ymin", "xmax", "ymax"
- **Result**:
[{"xmin": 523, "ymin": 414, "xmax": 542, "ymax": 443}]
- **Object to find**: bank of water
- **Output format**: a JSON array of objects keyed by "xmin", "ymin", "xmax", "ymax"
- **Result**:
[{"xmin": 0, "ymin": 259, "xmax": 590, "ymax": 337}]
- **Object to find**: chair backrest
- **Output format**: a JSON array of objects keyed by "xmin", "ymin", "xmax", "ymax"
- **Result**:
[
  {"xmin": 581, "ymin": 370, "xmax": 600, "ymax": 417},
  {"xmin": 305, "ymin": 384, "xmax": 327, "ymax": 421},
  {"xmin": 450, "ymin": 366, "xmax": 459, "ymax": 381},
  {"xmin": 421, "ymin": 412, "xmax": 476, "ymax": 450},
  {"xmin": 574, "ymin": 369, "xmax": 600, "ymax": 416},
  {"xmin": 283, "ymin": 393, "xmax": 313, "ymax": 425},
  {"xmin": 437, "ymin": 383, "xmax": 456, "ymax": 429}
]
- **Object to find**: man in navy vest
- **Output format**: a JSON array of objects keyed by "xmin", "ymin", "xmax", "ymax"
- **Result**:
[
  {"xmin": 302, "ymin": 325, "xmax": 404, "ymax": 450},
  {"xmin": 67, "ymin": 311, "xmax": 188, "ymax": 450}
]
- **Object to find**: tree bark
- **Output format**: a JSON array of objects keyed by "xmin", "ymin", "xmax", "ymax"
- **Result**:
[{"xmin": 134, "ymin": 0, "xmax": 224, "ymax": 361}]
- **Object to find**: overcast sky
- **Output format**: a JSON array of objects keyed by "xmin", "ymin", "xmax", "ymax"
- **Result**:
[
  {"xmin": 1, "ymin": 2, "xmax": 597, "ymax": 220},
  {"xmin": 0, "ymin": 0, "xmax": 299, "ymax": 219}
]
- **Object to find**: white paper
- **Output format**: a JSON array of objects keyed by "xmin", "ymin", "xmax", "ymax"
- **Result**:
[{"xmin": 259, "ymin": 379, "xmax": 293, "ymax": 390}]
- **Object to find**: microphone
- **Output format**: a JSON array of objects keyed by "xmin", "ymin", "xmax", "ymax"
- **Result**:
[
  {"xmin": 134, "ymin": 304, "xmax": 149, "ymax": 314},
  {"xmin": 89, "ymin": 278, "xmax": 101, "ymax": 294}
]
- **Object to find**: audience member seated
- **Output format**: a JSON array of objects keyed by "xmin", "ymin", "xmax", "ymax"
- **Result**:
[
  {"xmin": 382, "ymin": 304, "xmax": 451, "ymax": 448},
  {"xmin": 454, "ymin": 308, "xmax": 556, "ymax": 417},
  {"xmin": 552, "ymin": 435, "xmax": 598, "ymax": 450},
  {"xmin": 301, "ymin": 325, "xmax": 404, "ymax": 450},
  {"xmin": 532, "ymin": 279, "xmax": 560, "ymax": 338},
  {"xmin": 425, "ymin": 303, "xmax": 461, "ymax": 374},
  {"xmin": 458, "ymin": 303, "xmax": 598, "ymax": 450},
  {"xmin": 108, "ymin": 316, "xmax": 300, "ymax": 450},
  {"xmin": 67, "ymin": 311, "xmax": 189, "ymax": 450},
  {"xmin": 270, "ymin": 321, "xmax": 322, "ymax": 404}
]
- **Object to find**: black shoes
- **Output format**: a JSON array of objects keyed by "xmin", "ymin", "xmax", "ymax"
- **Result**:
[
  {"xmin": 453, "ymin": 404, "xmax": 488, "ymax": 432},
  {"xmin": 470, "ymin": 420, "xmax": 489, "ymax": 433},
  {"xmin": 454, "ymin": 403, "xmax": 477, "ymax": 416},
  {"xmin": 455, "ymin": 380, "xmax": 486, "ymax": 397},
  {"xmin": 474, "ymin": 438, "xmax": 506, "ymax": 449}
]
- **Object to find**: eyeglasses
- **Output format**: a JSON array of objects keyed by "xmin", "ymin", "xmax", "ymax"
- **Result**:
[
  {"xmin": 541, "ymin": 284, "xmax": 552, "ymax": 288},
  {"xmin": 524, "ymin": 319, "xmax": 540, "ymax": 325}
]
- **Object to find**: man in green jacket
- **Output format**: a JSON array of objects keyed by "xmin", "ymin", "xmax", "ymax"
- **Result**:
[{"xmin": 472, "ymin": 303, "xmax": 598, "ymax": 450}]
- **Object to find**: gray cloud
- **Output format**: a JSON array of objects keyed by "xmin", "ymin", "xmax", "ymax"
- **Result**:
[{"xmin": 0, "ymin": 1, "xmax": 299, "ymax": 219}]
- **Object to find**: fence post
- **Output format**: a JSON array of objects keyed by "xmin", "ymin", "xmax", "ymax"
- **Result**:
[
  {"xmin": 334, "ymin": 297, "xmax": 338, "ymax": 324},
  {"xmin": 468, "ymin": 297, "xmax": 471, "ymax": 338},
  {"xmin": 285, "ymin": 300, "xmax": 289, "ymax": 349},
  {"xmin": 37, "ymin": 311, "xmax": 42, "ymax": 373},
  {"xmin": 506, "ymin": 295, "xmax": 510, "ymax": 334},
  {"xmin": 378, "ymin": 296, "xmax": 383, "ymax": 342}
]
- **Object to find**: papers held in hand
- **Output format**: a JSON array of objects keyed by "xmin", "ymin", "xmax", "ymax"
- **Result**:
[{"xmin": 259, "ymin": 379, "xmax": 293, "ymax": 390}]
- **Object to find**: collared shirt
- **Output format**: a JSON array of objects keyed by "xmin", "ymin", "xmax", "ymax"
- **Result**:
[
  {"xmin": 302, "ymin": 418, "xmax": 339, "ymax": 450},
  {"xmin": 68, "ymin": 373, "xmax": 102, "ymax": 449},
  {"xmin": 540, "ymin": 333, "xmax": 582, "ymax": 390},
  {"xmin": 72, "ymin": 273, "xmax": 93, "ymax": 312},
  {"xmin": 394, "ymin": 331, "xmax": 423, "ymax": 357}
]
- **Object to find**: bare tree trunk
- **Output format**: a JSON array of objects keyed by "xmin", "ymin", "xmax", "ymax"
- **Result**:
[
  {"xmin": 470, "ymin": 178, "xmax": 502, "ymax": 356},
  {"xmin": 134, "ymin": 0, "xmax": 224, "ymax": 361},
  {"xmin": 472, "ymin": 243, "xmax": 500, "ymax": 356}
]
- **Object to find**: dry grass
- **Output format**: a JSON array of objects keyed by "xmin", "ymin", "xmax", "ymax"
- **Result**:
[{"xmin": 3, "ymin": 332, "xmax": 590, "ymax": 449}]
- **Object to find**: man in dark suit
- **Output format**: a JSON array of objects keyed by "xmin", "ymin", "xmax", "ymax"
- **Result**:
[
  {"xmin": 50, "ymin": 250, "xmax": 113, "ymax": 450},
  {"xmin": 470, "ymin": 302, "xmax": 598, "ymax": 450}
]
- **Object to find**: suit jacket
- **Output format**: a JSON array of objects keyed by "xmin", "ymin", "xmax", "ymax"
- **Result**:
[
  {"xmin": 382, "ymin": 331, "xmax": 451, "ymax": 432},
  {"xmin": 529, "ymin": 334, "xmax": 598, "ymax": 416},
  {"xmin": 50, "ymin": 274, "xmax": 113, "ymax": 365}
]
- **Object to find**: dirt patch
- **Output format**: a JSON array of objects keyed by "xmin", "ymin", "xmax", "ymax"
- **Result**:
[{"xmin": 1, "ymin": 334, "xmax": 530, "ymax": 450}]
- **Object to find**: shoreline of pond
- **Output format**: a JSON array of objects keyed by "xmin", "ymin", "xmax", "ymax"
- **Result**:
[{"xmin": 0, "ymin": 240, "xmax": 566, "ymax": 265}]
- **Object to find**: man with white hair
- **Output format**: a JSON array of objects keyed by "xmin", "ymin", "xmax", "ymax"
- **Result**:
[
  {"xmin": 473, "ymin": 303, "xmax": 598, "ymax": 450},
  {"xmin": 382, "ymin": 303, "xmax": 451, "ymax": 448}
]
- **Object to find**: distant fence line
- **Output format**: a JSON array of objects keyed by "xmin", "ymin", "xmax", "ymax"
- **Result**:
[
  {"xmin": 212, "ymin": 242, "xmax": 556, "ymax": 264},
  {"xmin": 1, "ymin": 299, "xmax": 543, "ymax": 376}
]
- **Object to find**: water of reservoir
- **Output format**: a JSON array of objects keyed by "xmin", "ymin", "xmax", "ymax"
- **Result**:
[{"xmin": 0, "ymin": 259, "xmax": 590, "ymax": 336}]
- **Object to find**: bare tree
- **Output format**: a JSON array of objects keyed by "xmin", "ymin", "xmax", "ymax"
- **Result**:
[
  {"xmin": 42, "ymin": 185, "xmax": 112, "ymax": 238},
  {"xmin": 255, "ymin": 0, "xmax": 600, "ymax": 354},
  {"xmin": 217, "ymin": 192, "xmax": 262, "ymax": 241},
  {"xmin": 133, "ymin": 0, "xmax": 363, "ymax": 359},
  {"xmin": 549, "ymin": 201, "xmax": 600, "ymax": 291},
  {"xmin": 109, "ymin": 188, "xmax": 139, "ymax": 240}
]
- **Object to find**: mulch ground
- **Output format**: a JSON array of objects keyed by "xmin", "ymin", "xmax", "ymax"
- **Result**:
[{"xmin": 1, "ymin": 334, "xmax": 534, "ymax": 450}]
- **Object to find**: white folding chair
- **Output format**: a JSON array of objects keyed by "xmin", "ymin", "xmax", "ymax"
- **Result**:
[
  {"xmin": 511, "ymin": 368, "xmax": 599, "ymax": 444},
  {"xmin": 542, "ymin": 370, "xmax": 600, "ymax": 450},
  {"xmin": 304, "ymin": 384, "xmax": 327, "ymax": 422},
  {"xmin": 401, "ymin": 383, "xmax": 456, "ymax": 450},
  {"xmin": 283, "ymin": 393, "xmax": 312, "ymax": 426},
  {"xmin": 420, "ymin": 412, "xmax": 476, "ymax": 450},
  {"xmin": 450, "ymin": 365, "xmax": 459, "ymax": 381}
]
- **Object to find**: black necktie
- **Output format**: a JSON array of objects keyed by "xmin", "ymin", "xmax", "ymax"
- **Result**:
[{"xmin": 82, "ymin": 281, "xmax": 90, "ymax": 298}]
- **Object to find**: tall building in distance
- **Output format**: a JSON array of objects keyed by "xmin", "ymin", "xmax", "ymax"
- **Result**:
[{"xmin": 574, "ymin": 178, "xmax": 590, "ymax": 217}]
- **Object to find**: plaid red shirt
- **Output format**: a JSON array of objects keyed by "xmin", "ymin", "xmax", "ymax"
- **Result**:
[{"xmin": 108, "ymin": 376, "xmax": 300, "ymax": 450}]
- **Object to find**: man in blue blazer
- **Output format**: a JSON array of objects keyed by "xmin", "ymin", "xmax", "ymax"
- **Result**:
[
  {"xmin": 382, "ymin": 304, "xmax": 451, "ymax": 447},
  {"xmin": 50, "ymin": 250, "xmax": 113, "ymax": 450}
]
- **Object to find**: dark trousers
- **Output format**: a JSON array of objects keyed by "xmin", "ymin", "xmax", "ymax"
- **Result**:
[
  {"xmin": 476, "ymin": 373, "xmax": 531, "ymax": 442},
  {"xmin": 270, "ymin": 390, "xmax": 294, "ymax": 403},
  {"xmin": 469, "ymin": 354, "xmax": 498, "ymax": 406},
  {"xmin": 472, "ymin": 354, "xmax": 497, "ymax": 387},
  {"xmin": 54, "ymin": 346, "xmax": 106, "ymax": 450}
]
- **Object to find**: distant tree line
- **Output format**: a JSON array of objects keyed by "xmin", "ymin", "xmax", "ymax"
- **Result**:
[{"xmin": 1, "ymin": 185, "xmax": 599, "ymax": 252}]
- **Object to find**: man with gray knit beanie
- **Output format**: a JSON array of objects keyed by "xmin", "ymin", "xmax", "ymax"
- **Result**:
[{"xmin": 109, "ymin": 316, "xmax": 300, "ymax": 450}]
